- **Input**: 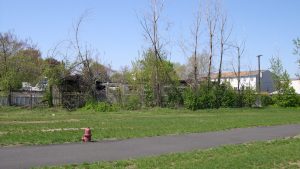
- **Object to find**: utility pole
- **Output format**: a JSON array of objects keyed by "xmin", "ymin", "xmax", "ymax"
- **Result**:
[{"xmin": 257, "ymin": 55, "xmax": 262, "ymax": 107}]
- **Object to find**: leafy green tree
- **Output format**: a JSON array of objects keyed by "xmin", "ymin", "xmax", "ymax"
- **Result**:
[
  {"xmin": 89, "ymin": 61, "xmax": 109, "ymax": 82},
  {"xmin": 274, "ymin": 71, "xmax": 299, "ymax": 107},
  {"xmin": 0, "ymin": 32, "xmax": 24, "ymax": 94},
  {"xmin": 173, "ymin": 63, "xmax": 187, "ymax": 81},
  {"xmin": 131, "ymin": 49, "xmax": 180, "ymax": 107},
  {"xmin": 183, "ymin": 87, "xmax": 200, "ymax": 110},
  {"xmin": 270, "ymin": 56, "xmax": 284, "ymax": 91},
  {"xmin": 270, "ymin": 56, "xmax": 298, "ymax": 107},
  {"xmin": 43, "ymin": 57, "xmax": 66, "ymax": 107},
  {"xmin": 241, "ymin": 87, "xmax": 256, "ymax": 107},
  {"xmin": 0, "ymin": 32, "xmax": 43, "ymax": 105},
  {"xmin": 110, "ymin": 67, "xmax": 131, "ymax": 84},
  {"xmin": 14, "ymin": 48, "xmax": 43, "ymax": 84}
]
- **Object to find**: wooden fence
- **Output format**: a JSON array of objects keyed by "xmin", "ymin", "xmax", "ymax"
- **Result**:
[
  {"xmin": 0, "ymin": 83, "xmax": 184, "ymax": 107},
  {"xmin": 0, "ymin": 91, "xmax": 61, "ymax": 107}
]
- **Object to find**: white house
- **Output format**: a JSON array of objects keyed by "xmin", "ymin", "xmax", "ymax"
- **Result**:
[
  {"xmin": 291, "ymin": 79, "xmax": 300, "ymax": 94},
  {"xmin": 210, "ymin": 70, "xmax": 275, "ymax": 93},
  {"xmin": 21, "ymin": 80, "xmax": 47, "ymax": 92}
]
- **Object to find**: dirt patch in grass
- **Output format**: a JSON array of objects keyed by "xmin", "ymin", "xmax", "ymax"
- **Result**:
[
  {"xmin": 293, "ymin": 135, "xmax": 300, "ymax": 139},
  {"xmin": 288, "ymin": 161, "xmax": 300, "ymax": 167},
  {"xmin": 41, "ymin": 127, "xmax": 94, "ymax": 132},
  {"xmin": 279, "ymin": 160, "xmax": 300, "ymax": 169},
  {"xmin": 125, "ymin": 163, "xmax": 137, "ymax": 169},
  {"xmin": 0, "ymin": 119, "xmax": 80, "ymax": 124},
  {"xmin": 0, "ymin": 131, "xmax": 8, "ymax": 135}
]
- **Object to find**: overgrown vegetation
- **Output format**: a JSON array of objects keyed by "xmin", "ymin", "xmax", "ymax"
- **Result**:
[
  {"xmin": 270, "ymin": 56, "xmax": 299, "ymax": 107},
  {"xmin": 1, "ymin": 1, "xmax": 299, "ymax": 111},
  {"xmin": 82, "ymin": 101, "xmax": 120, "ymax": 112},
  {"xmin": 183, "ymin": 82, "xmax": 258, "ymax": 110},
  {"xmin": 261, "ymin": 93, "xmax": 274, "ymax": 107}
]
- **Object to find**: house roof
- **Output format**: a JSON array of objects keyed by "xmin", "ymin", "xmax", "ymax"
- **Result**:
[{"xmin": 210, "ymin": 70, "xmax": 266, "ymax": 79}]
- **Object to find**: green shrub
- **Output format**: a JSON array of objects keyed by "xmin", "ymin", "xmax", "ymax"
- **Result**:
[
  {"xmin": 221, "ymin": 86, "xmax": 237, "ymax": 108},
  {"xmin": 83, "ymin": 101, "xmax": 120, "ymax": 112},
  {"xmin": 198, "ymin": 82, "xmax": 222, "ymax": 109},
  {"xmin": 144, "ymin": 84, "xmax": 155, "ymax": 107},
  {"xmin": 165, "ymin": 86, "xmax": 183, "ymax": 108},
  {"xmin": 183, "ymin": 83, "xmax": 262, "ymax": 110},
  {"xmin": 198, "ymin": 87, "xmax": 217, "ymax": 109},
  {"xmin": 183, "ymin": 87, "xmax": 200, "ymax": 110},
  {"xmin": 261, "ymin": 93, "xmax": 274, "ymax": 106},
  {"xmin": 43, "ymin": 87, "xmax": 53, "ymax": 107},
  {"xmin": 184, "ymin": 83, "xmax": 239, "ymax": 110},
  {"xmin": 123, "ymin": 95, "xmax": 142, "ymax": 110},
  {"xmin": 212, "ymin": 85, "xmax": 223, "ymax": 109},
  {"xmin": 274, "ymin": 86, "xmax": 299, "ymax": 107},
  {"xmin": 241, "ymin": 88, "xmax": 256, "ymax": 107},
  {"xmin": 183, "ymin": 83, "xmax": 219, "ymax": 110}
]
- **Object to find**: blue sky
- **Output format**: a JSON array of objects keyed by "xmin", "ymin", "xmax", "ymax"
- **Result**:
[{"xmin": 0, "ymin": 0, "xmax": 299, "ymax": 77}]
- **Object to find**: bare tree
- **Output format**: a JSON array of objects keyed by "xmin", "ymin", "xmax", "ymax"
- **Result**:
[
  {"xmin": 74, "ymin": 14, "xmax": 92, "ymax": 76},
  {"xmin": 186, "ymin": 52, "xmax": 210, "ymax": 80},
  {"xmin": 205, "ymin": 0, "xmax": 219, "ymax": 87},
  {"xmin": 217, "ymin": 10, "xmax": 232, "ymax": 85},
  {"xmin": 173, "ymin": 62, "xmax": 187, "ymax": 81},
  {"xmin": 229, "ymin": 41, "xmax": 245, "ymax": 100},
  {"xmin": 191, "ymin": 3, "xmax": 202, "ymax": 89},
  {"xmin": 70, "ymin": 11, "xmax": 104, "ymax": 100},
  {"xmin": 139, "ymin": 0, "xmax": 165, "ymax": 107},
  {"xmin": 236, "ymin": 42, "xmax": 245, "ymax": 95}
]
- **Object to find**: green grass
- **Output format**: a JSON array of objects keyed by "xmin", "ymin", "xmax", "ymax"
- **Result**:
[
  {"xmin": 0, "ymin": 106, "xmax": 300, "ymax": 146},
  {"xmin": 41, "ymin": 137, "xmax": 300, "ymax": 169}
]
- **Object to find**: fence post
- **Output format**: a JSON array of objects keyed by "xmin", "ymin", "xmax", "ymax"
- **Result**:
[
  {"xmin": 30, "ymin": 89, "xmax": 33, "ymax": 109},
  {"xmin": 106, "ymin": 82, "xmax": 109, "ymax": 101},
  {"xmin": 8, "ymin": 88, "xmax": 12, "ymax": 106}
]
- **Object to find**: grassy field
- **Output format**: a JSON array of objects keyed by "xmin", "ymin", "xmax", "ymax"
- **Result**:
[
  {"xmin": 41, "ymin": 137, "xmax": 300, "ymax": 169},
  {"xmin": 0, "ymin": 106, "xmax": 300, "ymax": 146}
]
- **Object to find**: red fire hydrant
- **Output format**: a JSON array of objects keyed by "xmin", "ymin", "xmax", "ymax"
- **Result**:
[{"xmin": 82, "ymin": 127, "xmax": 92, "ymax": 142}]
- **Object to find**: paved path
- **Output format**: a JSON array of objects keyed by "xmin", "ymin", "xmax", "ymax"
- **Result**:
[{"xmin": 1, "ymin": 124, "xmax": 300, "ymax": 169}]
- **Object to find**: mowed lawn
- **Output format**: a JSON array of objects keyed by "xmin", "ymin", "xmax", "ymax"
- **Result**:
[
  {"xmin": 0, "ymin": 106, "xmax": 300, "ymax": 146},
  {"xmin": 41, "ymin": 137, "xmax": 300, "ymax": 169}
]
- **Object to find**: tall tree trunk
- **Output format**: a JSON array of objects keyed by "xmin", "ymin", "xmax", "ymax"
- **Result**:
[
  {"xmin": 8, "ymin": 86, "xmax": 12, "ymax": 106},
  {"xmin": 48, "ymin": 85, "xmax": 54, "ymax": 107},
  {"xmin": 153, "ymin": 5, "xmax": 162, "ymax": 107},
  {"xmin": 193, "ymin": 32, "xmax": 199, "ymax": 91},
  {"xmin": 208, "ymin": 33, "xmax": 213, "ymax": 89},
  {"xmin": 192, "ymin": 7, "xmax": 200, "ymax": 91},
  {"xmin": 193, "ymin": 56, "xmax": 198, "ymax": 90},
  {"xmin": 216, "ymin": 40, "xmax": 224, "ymax": 109},
  {"xmin": 237, "ymin": 47, "xmax": 241, "ymax": 107},
  {"xmin": 155, "ymin": 51, "xmax": 161, "ymax": 107},
  {"xmin": 140, "ymin": 0, "xmax": 166, "ymax": 107},
  {"xmin": 217, "ymin": 44, "xmax": 224, "ymax": 85},
  {"xmin": 217, "ymin": 12, "xmax": 230, "ymax": 86}
]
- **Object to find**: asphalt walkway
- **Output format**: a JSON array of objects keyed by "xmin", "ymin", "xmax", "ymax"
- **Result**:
[{"xmin": 1, "ymin": 124, "xmax": 300, "ymax": 169}]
